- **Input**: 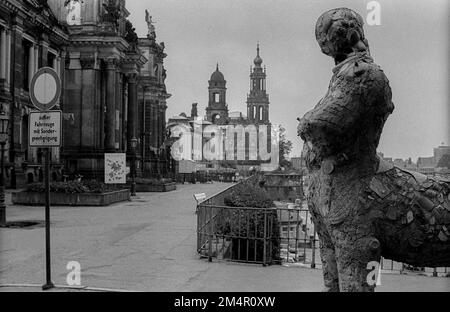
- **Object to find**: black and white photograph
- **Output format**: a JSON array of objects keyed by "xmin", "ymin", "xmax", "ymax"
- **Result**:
[{"xmin": 0, "ymin": 0, "xmax": 449, "ymax": 301}]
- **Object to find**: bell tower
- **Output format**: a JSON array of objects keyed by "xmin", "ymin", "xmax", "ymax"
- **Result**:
[
  {"xmin": 206, "ymin": 63, "xmax": 228, "ymax": 124},
  {"xmin": 247, "ymin": 44, "xmax": 270, "ymax": 124}
]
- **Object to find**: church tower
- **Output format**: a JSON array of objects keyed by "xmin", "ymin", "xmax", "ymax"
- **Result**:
[
  {"xmin": 247, "ymin": 44, "xmax": 270, "ymax": 124},
  {"xmin": 206, "ymin": 64, "xmax": 229, "ymax": 124}
]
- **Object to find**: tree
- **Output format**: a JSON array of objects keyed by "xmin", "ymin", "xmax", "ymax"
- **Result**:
[{"xmin": 278, "ymin": 126, "xmax": 293, "ymax": 169}]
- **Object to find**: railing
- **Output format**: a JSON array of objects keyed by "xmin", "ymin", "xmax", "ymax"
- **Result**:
[
  {"xmin": 197, "ymin": 204, "xmax": 277, "ymax": 265},
  {"xmin": 197, "ymin": 175, "xmax": 450, "ymax": 277},
  {"xmin": 274, "ymin": 204, "xmax": 318, "ymax": 267},
  {"xmin": 380, "ymin": 258, "xmax": 449, "ymax": 277},
  {"xmin": 197, "ymin": 175, "xmax": 318, "ymax": 267}
]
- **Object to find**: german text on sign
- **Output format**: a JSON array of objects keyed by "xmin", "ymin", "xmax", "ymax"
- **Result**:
[{"xmin": 29, "ymin": 111, "xmax": 62, "ymax": 147}]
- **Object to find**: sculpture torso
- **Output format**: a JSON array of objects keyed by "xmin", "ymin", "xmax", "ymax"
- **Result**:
[
  {"xmin": 300, "ymin": 52, "xmax": 394, "ymax": 174},
  {"xmin": 299, "ymin": 52, "xmax": 450, "ymax": 267}
]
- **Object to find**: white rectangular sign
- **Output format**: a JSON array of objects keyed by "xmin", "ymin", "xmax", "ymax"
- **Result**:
[
  {"xmin": 105, "ymin": 153, "xmax": 127, "ymax": 184},
  {"xmin": 29, "ymin": 111, "xmax": 62, "ymax": 147}
]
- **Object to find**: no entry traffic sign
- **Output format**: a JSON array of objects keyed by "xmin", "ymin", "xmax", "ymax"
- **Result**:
[
  {"xmin": 29, "ymin": 67, "xmax": 61, "ymax": 111},
  {"xmin": 28, "ymin": 67, "xmax": 62, "ymax": 291}
]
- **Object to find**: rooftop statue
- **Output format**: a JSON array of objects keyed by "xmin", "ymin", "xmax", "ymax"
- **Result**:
[
  {"xmin": 145, "ymin": 9, "xmax": 156, "ymax": 39},
  {"xmin": 297, "ymin": 8, "xmax": 450, "ymax": 292}
]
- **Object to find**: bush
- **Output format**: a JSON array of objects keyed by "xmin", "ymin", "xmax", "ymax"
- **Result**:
[
  {"xmin": 26, "ymin": 180, "xmax": 121, "ymax": 194},
  {"xmin": 224, "ymin": 182, "xmax": 274, "ymax": 208},
  {"xmin": 219, "ymin": 181, "xmax": 280, "ymax": 262}
]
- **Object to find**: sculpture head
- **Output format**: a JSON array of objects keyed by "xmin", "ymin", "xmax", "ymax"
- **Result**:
[{"xmin": 316, "ymin": 8, "xmax": 370, "ymax": 63}]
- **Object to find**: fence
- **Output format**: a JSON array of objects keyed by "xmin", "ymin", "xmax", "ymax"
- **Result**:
[
  {"xmin": 197, "ymin": 175, "xmax": 318, "ymax": 266},
  {"xmin": 197, "ymin": 175, "xmax": 450, "ymax": 276}
]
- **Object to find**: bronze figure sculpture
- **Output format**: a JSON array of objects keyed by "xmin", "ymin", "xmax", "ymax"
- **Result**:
[{"xmin": 298, "ymin": 8, "xmax": 450, "ymax": 292}]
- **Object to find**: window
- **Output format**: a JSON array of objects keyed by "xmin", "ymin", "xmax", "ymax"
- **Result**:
[
  {"xmin": 47, "ymin": 52, "xmax": 56, "ymax": 69},
  {"xmin": 22, "ymin": 40, "xmax": 31, "ymax": 91},
  {"xmin": 214, "ymin": 93, "xmax": 220, "ymax": 103}
]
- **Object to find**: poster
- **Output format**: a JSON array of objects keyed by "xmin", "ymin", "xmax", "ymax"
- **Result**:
[{"xmin": 105, "ymin": 153, "xmax": 127, "ymax": 184}]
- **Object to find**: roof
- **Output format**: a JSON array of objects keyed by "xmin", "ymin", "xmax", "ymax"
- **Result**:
[{"xmin": 210, "ymin": 64, "xmax": 225, "ymax": 82}]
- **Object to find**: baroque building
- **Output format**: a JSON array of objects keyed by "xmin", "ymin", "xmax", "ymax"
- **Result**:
[
  {"xmin": 247, "ymin": 44, "xmax": 270, "ymax": 124},
  {"xmin": 169, "ymin": 45, "xmax": 274, "ymax": 170},
  {"xmin": 0, "ymin": 0, "xmax": 68, "ymax": 187},
  {"xmin": 205, "ymin": 64, "xmax": 228, "ymax": 124},
  {"xmin": 137, "ymin": 12, "xmax": 171, "ymax": 177},
  {"xmin": 204, "ymin": 45, "xmax": 270, "ymax": 126},
  {"xmin": 0, "ymin": 0, "xmax": 170, "ymax": 187}
]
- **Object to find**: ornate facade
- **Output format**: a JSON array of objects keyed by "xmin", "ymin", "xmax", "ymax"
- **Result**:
[
  {"xmin": 0, "ymin": 0, "xmax": 170, "ymax": 186},
  {"xmin": 169, "ymin": 45, "xmax": 273, "ymax": 169},
  {"xmin": 0, "ymin": 0, "xmax": 68, "ymax": 187},
  {"xmin": 205, "ymin": 64, "xmax": 228, "ymax": 124},
  {"xmin": 247, "ymin": 44, "xmax": 270, "ymax": 124},
  {"xmin": 204, "ymin": 45, "xmax": 271, "ymax": 126},
  {"xmin": 137, "ymin": 11, "xmax": 171, "ymax": 177}
]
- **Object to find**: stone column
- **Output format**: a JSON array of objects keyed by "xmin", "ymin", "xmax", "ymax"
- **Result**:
[
  {"xmin": 34, "ymin": 45, "xmax": 39, "ymax": 72},
  {"xmin": 127, "ymin": 74, "xmax": 138, "ymax": 153},
  {"xmin": 105, "ymin": 58, "xmax": 118, "ymax": 152},
  {"xmin": 39, "ymin": 39, "xmax": 49, "ymax": 68},
  {"xmin": 28, "ymin": 45, "xmax": 34, "ymax": 87},
  {"xmin": 5, "ymin": 30, "xmax": 10, "ymax": 85},
  {"xmin": 0, "ymin": 28, "xmax": 6, "ymax": 80},
  {"xmin": 56, "ymin": 56, "xmax": 61, "ymax": 75}
]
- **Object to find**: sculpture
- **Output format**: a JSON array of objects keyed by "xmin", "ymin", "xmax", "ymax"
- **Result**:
[
  {"xmin": 145, "ymin": 9, "xmax": 156, "ymax": 39},
  {"xmin": 297, "ymin": 8, "xmax": 450, "ymax": 292}
]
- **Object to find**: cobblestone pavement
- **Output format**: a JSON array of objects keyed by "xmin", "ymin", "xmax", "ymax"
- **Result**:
[{"xmin": 1, "ymin": 183, "xmax": 449, "ymax": 292}]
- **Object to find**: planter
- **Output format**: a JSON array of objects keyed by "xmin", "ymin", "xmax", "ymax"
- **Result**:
[
  {"xmin": 12, "ymin": 189, "xmax": 131, "ymax": 207},
  {"xmin": 132, "ymin": 182, "xmax": 177, "ymax": 193}
]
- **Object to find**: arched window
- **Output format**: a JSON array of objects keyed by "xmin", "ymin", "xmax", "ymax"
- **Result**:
[{"xmin": 259, "ymin": 106, "xmax": 263, "ymax": 121}]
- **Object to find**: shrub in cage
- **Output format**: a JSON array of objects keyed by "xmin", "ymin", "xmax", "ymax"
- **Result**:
[{"xmin": 213, "ymin": 182, "xmax": 280, "ymax": 263}]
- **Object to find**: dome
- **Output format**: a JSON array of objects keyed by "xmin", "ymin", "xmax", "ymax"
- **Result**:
[
  {"xmin": 254, "ymin": 55, "xmax": 263, "ymax": 66},
  {"xmin": 254, "ymin": 43, "xmax": 263, "ymax": 67},
  {"xmin": 210, "ymin": 63, "xmax": 225, "ymax": 82}
]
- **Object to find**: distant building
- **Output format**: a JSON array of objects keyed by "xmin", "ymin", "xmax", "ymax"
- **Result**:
[
  {"xmin": 379, "ymin": 144, "xmax": 449, "ymax": 177},
  {"xmin": 168, "ymin": 45, "xmax": 274, "ymax": 171},
  {"xmin": 417, "ymin": 157, "xmax": 435, "ymax": 169},
  {"xmin": 434, "ymin": 144, "xmax": 450, "ymax": 167}
]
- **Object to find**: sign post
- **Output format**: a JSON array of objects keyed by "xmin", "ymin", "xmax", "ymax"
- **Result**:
[{"xmin": 29, "ymin": 67, "xmax": 61, "ymax": 291}]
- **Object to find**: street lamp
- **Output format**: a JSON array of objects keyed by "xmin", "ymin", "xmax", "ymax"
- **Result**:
[
  {"xmin": 130, "ymin": 138, "xmax": 138, "ymax": 197},
  {"xmin": 0, "ymin": 111, "xmax": 10, "ymax": 226}
]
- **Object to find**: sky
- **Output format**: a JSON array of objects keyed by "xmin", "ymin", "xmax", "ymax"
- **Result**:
[{"xmin": 126, "ymin": 0, "xmax": 449, "ymax": 161}]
